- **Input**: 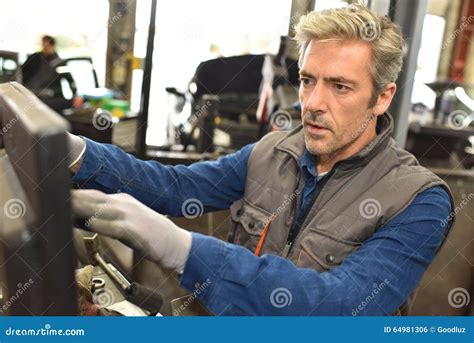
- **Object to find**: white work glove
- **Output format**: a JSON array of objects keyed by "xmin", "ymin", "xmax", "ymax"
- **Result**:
[
  {"xmin": 67, "ymin": 132, "xmax": 86, "ymax": 169},
  {"xmin": 71, "ymin": 189, "xmax": 192, "ymax": 272}
]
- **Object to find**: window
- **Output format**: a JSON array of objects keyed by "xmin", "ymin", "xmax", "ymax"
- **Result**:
[
  {"xmin": 0, "ymin": 0, "xmax": 108, "ymax": 86},
  {"xmin": 134, "ymin": 0, "xmax": 292, "ymax": 146}
]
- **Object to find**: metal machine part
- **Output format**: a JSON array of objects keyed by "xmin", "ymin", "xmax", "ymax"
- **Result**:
[
  {"xmin": 83, "ymin": 234, "xmax": 163, "ymax": 315},
  {"xmin": 92, "ymin": 277, "xmax": 106, "ymax": 290},
  {"xmin": 0, "ymin": 82, "xmax": 77, "ymax": 315},
  {"xmin": 84, "ymin": 234, "xmax": 130, "ymax": 291}
]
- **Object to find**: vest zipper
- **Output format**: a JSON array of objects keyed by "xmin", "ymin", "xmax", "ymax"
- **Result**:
[{"xmin": 281, "ymin": 167, "xmax": 337, "ymax": 259}]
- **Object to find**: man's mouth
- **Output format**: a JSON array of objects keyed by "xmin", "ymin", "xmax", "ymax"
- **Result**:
[{"xmin": 305, "ymin": 122, "xmax": 330, "ymax": 135}]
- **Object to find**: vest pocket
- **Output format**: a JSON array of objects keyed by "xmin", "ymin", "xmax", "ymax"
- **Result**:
[
  {"xmin": 295, "ymin": 229, "xmax": 362, "ymax": 271},
  {"xmin": 228, "ymin": 199, "xmax": 272, "ymax": 252}
]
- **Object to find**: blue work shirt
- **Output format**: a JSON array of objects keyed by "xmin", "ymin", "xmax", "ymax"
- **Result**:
[{"xmin": 73, "ymin": 138, "xmax": 452, "ymax": 315}]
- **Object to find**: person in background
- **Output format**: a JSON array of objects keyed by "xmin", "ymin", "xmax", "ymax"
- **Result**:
[{"xmin": 21, "ymin": 35, "xmax": 83, "ymax": 112}]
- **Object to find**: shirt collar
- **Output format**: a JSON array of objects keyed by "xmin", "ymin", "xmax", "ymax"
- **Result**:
[
  {"xmin": 299, "ymin": 117, "xmax": 384, "ymax": 181},
  {"xmin": 300, "ymin": 148, "xmax": 318, "ymax": 182}
]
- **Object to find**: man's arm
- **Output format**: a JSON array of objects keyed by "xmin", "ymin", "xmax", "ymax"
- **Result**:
[
  {"xmin": 73, "ymin": 137, "xmax": 255, "ymax": 216},
  {"xmin": 180, "ymin": 186, "xmax": 452, "ymax": 315}
]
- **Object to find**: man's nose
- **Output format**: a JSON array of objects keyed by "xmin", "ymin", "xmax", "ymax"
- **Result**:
[{"xmin": 302, "ymin": 84, "xmax": 329, "ymax": 114}]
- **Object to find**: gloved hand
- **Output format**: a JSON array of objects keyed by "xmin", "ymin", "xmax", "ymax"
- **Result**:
[
  {"xmin": 71, "ymin": 190, "xmax": 192, "ymax": 272},
  {"xmin": 67, "ymin": 132, "xmax": 86, "ymax": 171}
]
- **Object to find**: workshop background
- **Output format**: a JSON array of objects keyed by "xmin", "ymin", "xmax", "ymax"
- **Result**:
[{"xmin": 0, "ymin": 0, "xmax": 473, "ymax": 316}]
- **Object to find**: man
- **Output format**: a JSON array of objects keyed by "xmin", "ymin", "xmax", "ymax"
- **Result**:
[
  {"xmin": 21, "ymin": 35, "xmax": 60, "ymax": 89},
  {"xmin": 68, "ymin": 5, "xmax": 454, "ymax": 315},
  {"xmin": 21, "ymin": 35, "xmax": 81, "ymax": 112}
]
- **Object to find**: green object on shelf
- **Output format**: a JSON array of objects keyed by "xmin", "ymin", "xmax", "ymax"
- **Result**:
[
  {"xmin": 103, "ymin": 99, "xmax": 130, "ymax": 118},
  {"xmin": 82, "ymin": 88, "xmax": 114, "ymax": 110}
]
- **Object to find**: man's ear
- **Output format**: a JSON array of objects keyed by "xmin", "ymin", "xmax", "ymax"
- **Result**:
[{"xmin": 373, "ymin": 82, "xmax": 397, "ymax": 115}]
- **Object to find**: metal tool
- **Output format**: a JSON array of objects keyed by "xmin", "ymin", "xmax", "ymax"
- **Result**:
[
  {"xmin": 84, "ymin": 234, "xmax": 130, "ymax": 291},
  {"xmin": 83, "ymin": 234, "xmax": 163, "ymax": 315}
]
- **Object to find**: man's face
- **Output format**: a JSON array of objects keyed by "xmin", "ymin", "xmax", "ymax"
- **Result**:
[
  {"xmin": 41, "ymin": 41, "xmax": 55, "ymax": 56},
  {"xmin": 299, "ymin": 39, "xmax": 379, "ymax": 160}
]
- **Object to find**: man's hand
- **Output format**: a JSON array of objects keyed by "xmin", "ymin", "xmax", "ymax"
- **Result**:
[
  {"xmin": 71, "ymin": 190, "xmax": 192, "ymax": 272},
  {"xmin": 72, "ymin": 96, "xmax": 84, "ymax": 109}
]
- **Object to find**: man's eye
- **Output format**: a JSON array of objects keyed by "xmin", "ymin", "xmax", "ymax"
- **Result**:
[
  {"xmin": 299, "ymin": 77, "xmax": 312, "ymax": 86},
  {"xmin": 335, "ymin": 84, "xmax": 349, "ymax": 92}
]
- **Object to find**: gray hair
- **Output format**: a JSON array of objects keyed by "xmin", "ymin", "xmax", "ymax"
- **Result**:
[{"xmin": 294, "ymin": 4, "xmax": 404, "ymax": 105}]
